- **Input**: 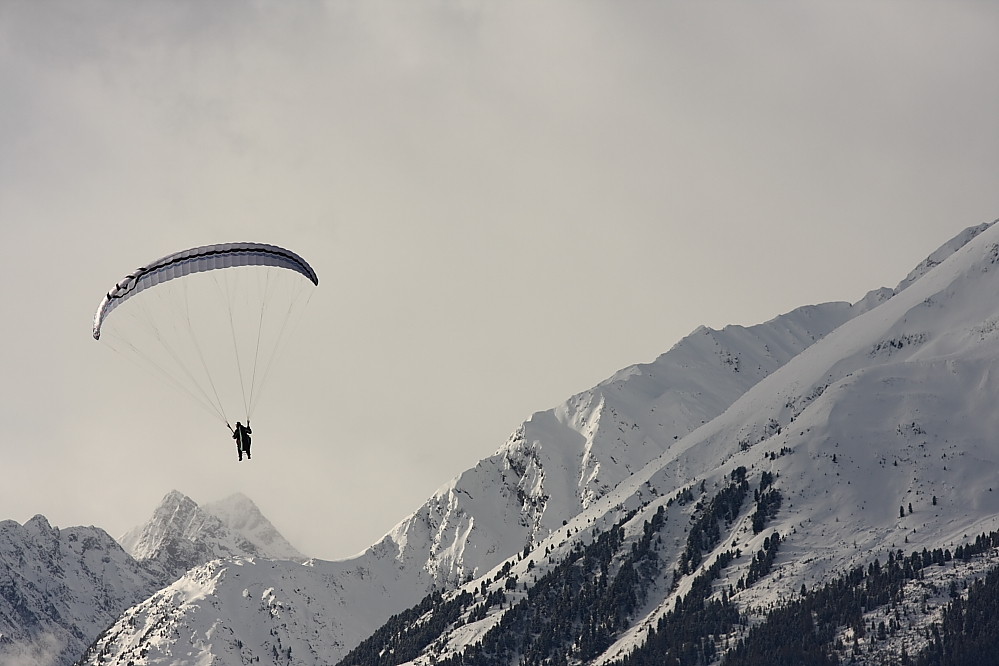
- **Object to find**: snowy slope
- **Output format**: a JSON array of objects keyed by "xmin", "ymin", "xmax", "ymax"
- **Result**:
[
  {"xmin": 76, "ymin": 549, "xmax": 439, "ymax": 666},
  {"xmin": 378, "ymin": 298, "xmax": 862, "ymax": 589},
  {"xmin": 118, "ymin": 490, "xmax": 305, "ymax": 582},
  {"xmin": 0, "ymin": 516, "xmax": 165, "ymax": 666},
  {"xmin": 581, "ymin": 217, "xmax": 999, "ymax": 660},
  {"xmin": 77, "ymin": 220, "xmax": 999, "ymax": 666},
  {"xmin": 365, "ymin": 218, "xmax": 999, "ymax": 665},
  {"xmin": 76, "ymin": 558, "xmax": 345, "ymax": 666},
  {"xmin": 893, "ymin": 220, "xmax": 993, "ymax": 293}
]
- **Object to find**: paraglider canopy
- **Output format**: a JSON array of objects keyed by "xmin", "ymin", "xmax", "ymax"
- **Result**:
[
  {"xmin": 93, "ymin": 242, "xmax": 318, "ymax": 428},
  {"xmin": 94, "ymin": 242, "xmax": 318, "ymax": 340}
]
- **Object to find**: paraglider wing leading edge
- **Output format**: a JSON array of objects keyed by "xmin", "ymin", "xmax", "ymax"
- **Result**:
[{"xmin": 93, "ymin": 242, "xmax": 319, "ymax": 340}]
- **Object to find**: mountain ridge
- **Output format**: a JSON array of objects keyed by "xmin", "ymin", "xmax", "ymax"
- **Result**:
[{"xmin": 0, "ymin": 515, "xmax": 166, "ymax": 666}]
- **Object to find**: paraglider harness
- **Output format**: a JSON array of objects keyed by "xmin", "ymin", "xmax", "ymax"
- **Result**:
[{"xmin": 230, "ymin": 421, "xmax": 252, "ymax": 461}]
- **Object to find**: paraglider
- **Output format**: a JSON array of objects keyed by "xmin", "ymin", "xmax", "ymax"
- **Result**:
[
  {"xmin": 93, "ymin": 243, "xmax": 318, "ymax": 458},
  {"xmin": 231, "ymin": 421, "xmax": 252, "ymax": 461}
]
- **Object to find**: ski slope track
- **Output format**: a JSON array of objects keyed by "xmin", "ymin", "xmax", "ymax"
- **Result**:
[{"xmin": 9, "ymin": 219, "xmax": 999, "ymax": 665}]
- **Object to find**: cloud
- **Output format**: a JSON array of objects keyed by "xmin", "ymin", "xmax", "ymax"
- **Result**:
[{"xmin": 0, "ymin": 633, "xmax": 64, "ymax": 666}]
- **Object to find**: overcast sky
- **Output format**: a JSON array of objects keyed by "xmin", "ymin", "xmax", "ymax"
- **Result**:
[{"xmin": 1, "ymin": 1, "xmax": 997, "ymax": 560}]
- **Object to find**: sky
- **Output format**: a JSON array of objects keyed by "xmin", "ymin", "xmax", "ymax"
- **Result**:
[{"xmin": 1, "ymin": 1, "xmax": 997, "ymax": 561}]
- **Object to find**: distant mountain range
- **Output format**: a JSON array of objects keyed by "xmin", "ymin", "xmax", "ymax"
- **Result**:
[{"xmin": 0, "ymin": 490, "xmax": 301, "ymax": 665}]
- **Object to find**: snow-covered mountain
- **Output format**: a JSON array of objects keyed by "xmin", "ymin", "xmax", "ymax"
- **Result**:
[
  {"xmin": 0, "ymin": 516, "xmax": 165, "ymax": 666},
  {"xmin": 0, "ymin": 491, "xmax": 305, "ymax": 666},
  {"xmin": 54, "ymin": 218, "xmax": 999, "ymax": 665},
  {"xmin": 345, "ymin": 217, "xmax": 999, "ymax": 665},
  {"xmin": 118, "ymin": 490, "xmax": 305, "ymax": 581}
]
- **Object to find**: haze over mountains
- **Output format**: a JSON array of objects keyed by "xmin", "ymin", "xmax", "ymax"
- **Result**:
[
  {"xmin": 4, "ymin": 220, "xmax": 999, "ymax": 665},
  {"xmin": 118, "ymin": 490, "xmax": 306, "ymax": 575}
]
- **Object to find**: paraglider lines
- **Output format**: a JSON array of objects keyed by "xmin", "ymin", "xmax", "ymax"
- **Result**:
[{"xmin": 180, "ymin": 279, "xmax": 231, "ymax": 425}]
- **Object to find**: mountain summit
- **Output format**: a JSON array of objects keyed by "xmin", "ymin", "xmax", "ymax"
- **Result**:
[
  {"xmin": 202, "ymin": 492, "xmax": 305, "ymax": 562},
  {"xmin": 118, "ymin": 490, "xmax": 306, "ymax": 579}
]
